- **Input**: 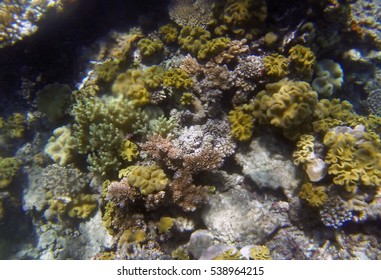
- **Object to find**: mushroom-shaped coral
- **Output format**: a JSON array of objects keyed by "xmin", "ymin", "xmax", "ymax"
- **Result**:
[
  {"xmin": 263, "ymin": 53, "xmax": 288, "ymax": 78},
  {"xmin": 44, "ymin": 125, "xmax": 76, "ymax": 166},
  {"xmin": 298, "ymin": 182, "xmax": 327, "ymax": 207},
  {"xmin": 288, "ymin": 44, "xmax": 316, "ymax": 81},
  {"xmin": 253, "ymin": 79, "xmax": 318, "ymax": 139},
  {"xmin": 119, "ymin": 165, "xmax": 169, "ymax": 195},
  {"xmin": 312, "ymin": 59, "xmax": 344, "ymax": 97},
  {"xmin": 228, "ymin": 103, "xmax": 255, "ymax": 141},
  {"xmin": 178, "ymin": 26, "xmax": 211, "ymax": 56}
]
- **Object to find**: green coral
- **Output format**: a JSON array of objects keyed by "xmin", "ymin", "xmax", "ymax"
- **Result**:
[
  {"xmin": 144, "ymin": 66, "xmax": 165, "ymax": 90},
  {"xmin": 253, "ymin": 79, "xmax": 318, "ymax": 139},
  {"xmin": 137, "ymin": 38, "xmax": 164, "ymax": 58},
  {"xmin": 157, "ymin": 216, "xmax": 174, "ymax": 234},
  {"xmin": 178, "ymin": 26, "xmax": 211, "ymax": 56},
  {"xmin": 148, "ymin": 115, "xmax": 176, "ymax": 137},
  {"xmin": 298, "ymin": 182, "xmax": 327, "ymax": 207},
  {"xmin": 197, "ymin": 37, "xmax": 231, "ymax": 60},
  {"xmin": 159, "ymin": 24, "xmax": 179, "ymax": 44},
  {"xmin": 263, "ymin": 53, "xmax": 288, "ymax": 78},
  {"xmin": 94, "ymin": 59, "xmax": 120, "ymax": 82},
  {"xmin": 163, "ymin": 68, "xmax": 194, "ymax": 90},
  {"xmin": 288, "ymin": 44, "xmax": 316, "ymax": 81},
  {"xmin": 120, "ymin": 140, "xmax": 139, "ymax": 162},
  {"xmin": 119, "ymin": 165, "xmax": 169, "ymax": 195},
  {"xmin": 0, "ymin": 157, "xmax": 20, "ymax": 188},
  {"xmin": 312, "ymin": 59, "xmax": 344, "ymax": 97},
  {"xmin": 228, "ymin": 103, "xmax": 255, "ymax": 141},
  {"xmin": 36, "ymin": 83, "xmax": 71, "ymax": 123}
]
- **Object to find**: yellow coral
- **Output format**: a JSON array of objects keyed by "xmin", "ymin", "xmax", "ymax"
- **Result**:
[
  {"xmin": 298, "ymin": 183, "xmax": 327, "ymax": 207},
  {"xmin": 293, "ymin": 134, "xmax": 315, "ymax": 166},
  {"xmin": 137, "ymin": 38, "xmax": 163, "ymax": 58},
  {"xmin": 323, "ymin": 129, "xmax": 381, "ymax": 193},
  {"xmin": 180, "ymin": 92, "xmax": 195, "ymax": 106},
  {"xmin": 249, "ymin": 245, "xmax": 272, "ymax": 260},
  {"xmin": 213, "ymin": 249, "xmax": 242, "ymax": 260},
  {"xmin": 263, "ymin": 53, "xmax": 288, "ymax": 78},
  {"xmin": 120, "ymin": 140, "xmax": 139, "ymax": 162},
  {"xmin": 288, "ymin": 44, "xmax": 316, "ymax": 80},
  {"xmin": 157, "ymin": 216, "xmax": 174, "ymax": 234},
  {"xmin": 253, "ymin": 79, "xmax": 318, "ymax": 139},
  {"xmin": 178, "ymin": 26, "xmax": 211, "ymax": 55},
  {"xmin": 163, "ymin": 68, "xmax": 194, "ymax": 90},
  {"xmin": 118, "ymin": 229, "xmax": 146, "ymax": 245},
  {"xmin": 228, "ymin": 103, "xmax": 255, "ymax": 141},
  {"xmin": 68, "ymin": 194, "xmax": 98, "ymax": 219},
  {"xmin": 119, "ymin": 165, "xmax": 169, "ymax": 195}
]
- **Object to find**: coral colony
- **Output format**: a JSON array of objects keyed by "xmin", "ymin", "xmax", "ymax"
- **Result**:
[{"xmin": 0, "ymin": 0, "xmax": 381, "ymax": 259}]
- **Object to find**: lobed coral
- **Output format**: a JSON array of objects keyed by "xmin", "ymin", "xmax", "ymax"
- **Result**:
[
  {"xmin": 197, "ymin": 37, "xmax": 231, "ymax": 60},
  {"xmin": 0, "ymin": 157, "xmax": 20, "ymax": 188},
  {"xmin": 263, "ymin": 53, "xmax": 288, "ymax": 79},
  {"xmin": 213, "ymin": 0, "xmax": 267, "ymax": 39},
  {"xmin": 44, "ymin": 126, "xmax": 76, "ymax": 166},
  {"xmin": 137, "ymin": 38, "xmax": 164, "ymax": 59},
  {"xmin": 288, "ymin": 45, "xmax": 316, "ymax": 81},
  {"xmin": 298, "ymin": 183, "xmax": 327, "ymax": 207},
  {"xmin": 163, "ymin": 68, "xmax": 194, "ymax": 90},
  {"xmin": 228, "ymin": 103, "xmax": 255, "ymax": 141},
  {"xmin": 159, "ymin": 24, "xmax": 179, "ymax": 44},
  {"xmin": 178, "ymin": 26, "xmax": 211, "ymax": 56},
  {"xmin": 252, "ymin": 79, "xmax": 318, "ymax": 139},
  {"xmin": 312, "ymin": 59, "xmax": 344, "ymax": 97},
  {"xmin": 120, "ymin": 140, "xmax": 139, "ymax": 162},
  {"xmin": 119, "ymin": 165, "xmax": 169, "ymax": 196}
]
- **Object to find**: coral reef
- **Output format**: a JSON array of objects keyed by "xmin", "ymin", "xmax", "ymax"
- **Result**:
[{"xmin": 3, "ymin": 0, "xmax": 381, "ymax": 261}]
